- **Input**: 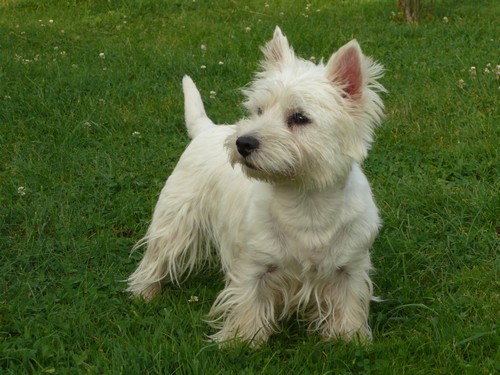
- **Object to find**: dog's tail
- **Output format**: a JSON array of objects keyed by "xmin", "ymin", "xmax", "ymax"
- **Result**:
[{"xmin": 182, "ymin": 75, "xmax": 214, "ymax": 139}]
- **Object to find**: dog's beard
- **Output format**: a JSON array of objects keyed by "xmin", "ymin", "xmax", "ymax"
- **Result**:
[{"xmin": 228, "ymin": 148, "xmax": 300, "ymax": 184}]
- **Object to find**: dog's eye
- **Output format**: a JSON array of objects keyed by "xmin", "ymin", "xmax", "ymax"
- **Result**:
[{"xmin": 287, "ymin": 112, "xmax": 310, "ymax": 126}]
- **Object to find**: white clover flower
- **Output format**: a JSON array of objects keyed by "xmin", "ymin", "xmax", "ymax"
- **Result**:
[
  {"xmin": 83, "ymin": 121, "xmax": 92, "ymax": 129},
  {"xmin": 132, "ymin": 131, "xmax": 141, "ymax": 138},
  {"xmin": 200, "ymin": 44, "xmax": 207, "ymax": 50},
  {"xmin": 99, "ymin": 52, "xmax": 105, "ymax": 59},
  {"xmin": 218, "ymin": 61, "xmax": 224, "ymax": 65},
  {"xmin": 245, "ymin": 26, "xmax": 251, "ymax": 32},
  {"xmin": 442, "ymin": 16, "xmax": 449, "ymax": 23},
  {"xmin": 458, "ymin": 79, "xmax": 465, "ymax": 88},
  {"xmin": 484, "ymin": 67, "xmax": 490, "ymax": 74},
  {"xmin": 209, "ymin": 91, "xmax": 216, "ymax": 99},
  {"xmin": 200, "ymin": 65, "xmax": 206, "ymax": 69},
  {"xmin": 18, "ymin": 186, "xmax": 26, "ymax": 196},
  {"xmin": 469, "ymin": 66, "xmax": 476, "ymax": 76},
  {"xmin": 4, "ymin": 95, "xmax": 11, "ymax": 100},
  {"xmin": 188, "ymin": 296, "xmax": 199, "ymax": 303},
  {"xmin": 49, "ymin": 19, "xmax": 54, "ymax": 23}
]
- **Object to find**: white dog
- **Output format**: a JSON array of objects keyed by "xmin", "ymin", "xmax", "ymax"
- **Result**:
[{"xmin": 127, "ymin": 27, "xmax": 385, "ymax": 346}]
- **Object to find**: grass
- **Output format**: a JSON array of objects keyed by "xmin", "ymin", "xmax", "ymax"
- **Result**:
[{"xmin": 0, "ymin": 0, "xmax": 498, "ymax": 373}]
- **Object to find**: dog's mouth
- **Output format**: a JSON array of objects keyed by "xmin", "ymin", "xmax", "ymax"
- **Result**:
[{"xmin": 243, "ymin": 159, "xmax": 258, "ymax": 170}]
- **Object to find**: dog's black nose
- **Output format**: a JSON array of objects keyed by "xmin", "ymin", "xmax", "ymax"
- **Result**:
[{"xmin": 236, "ymin": 136, "xmax": 260, "ymax": 158}]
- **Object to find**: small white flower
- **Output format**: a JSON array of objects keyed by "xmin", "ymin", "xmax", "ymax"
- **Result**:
[
  {"xmin": 264, "ymin": 3, "xmax": 269, "ymax": 8},
  {"xmin": 200, "ymin": 44, "xmax": 207, "ymax": 50},
  {"xmin": 200, "ymin": 65, "xmax": 206, "ymax": 69},
  {"xmin": 49, "ymin": 19, "xmax": 54, "ymax": 23},
  {"xmin": 18, "ymin": 186, "xmax": 26, "ymax": 196},
  {"xmin": 442, "ymin": 16, "xmax": 449, "ymax": 23},
  {"xmin": 458, "ymin": 79, "xmax": 465, "ymax": 88},
  {"xmin": 83, "ymin": 121, "xmax": 91, "ymax": 129},
  {"xmin": 132, "ymin": 131, "xmax": 141, "ymax": 138},
  {"xmin": 469, "ymin": 66, "xmax": 476, "ymax": 76},
  {"xmin": 218, "ymin": 61, "xmax": 224, "ymax": 65},
  {"xmin": 484, "ymin": 67, "xmax": 490, "ymax": 74},
  {"xmin": 4, "ymin": 95, "xmax": 11, "ymax": 100},
  {"xmin": 309, "ymin": 56, "xmax": 316, "ymax": 63},
  {"xmin": 209, "ymin": 90, "xmax": 216, "ymax": 99},
  {"xmin": 188, "ymin": 296, "xmax": 199, "ymax": 303},
  {"xmin": 245, "ymin": 26, "xmax": 251, "ymax": 32},
  {"xmin": 99, "ymin": 52, "xmax": 106, "ymax": 59},
  {"xmin": 60, "ymin": 51, "xmax": 66, "ymax": 57}
]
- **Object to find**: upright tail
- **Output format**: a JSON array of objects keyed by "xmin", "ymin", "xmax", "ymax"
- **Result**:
[{"xmin": 182, "ymin": 75, "xmax": 214, "ymax": 139}]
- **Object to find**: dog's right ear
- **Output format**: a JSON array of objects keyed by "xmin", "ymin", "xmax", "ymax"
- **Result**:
[{"xmin": 260, "ymin": 26, "xmax": 295, "ymax": 70}]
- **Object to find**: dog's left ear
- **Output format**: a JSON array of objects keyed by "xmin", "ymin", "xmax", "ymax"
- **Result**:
[
  {"xmin": 326, "ymin": 40, "xmax": 364, "ymax": 99},
  {"xmin": 261, "ymin": 26, "xmax": 295, "ymax": 70}
]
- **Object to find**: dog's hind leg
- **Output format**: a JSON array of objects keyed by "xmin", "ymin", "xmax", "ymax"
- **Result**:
[{"xmin": 126, "ymin": 181, "xmax": 206, "ymax": 301}]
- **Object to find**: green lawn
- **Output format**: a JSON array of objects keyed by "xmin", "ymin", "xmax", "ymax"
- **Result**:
[{"xmin": 1, "ymin": 0, "xmax": 498, "ymax": 373}]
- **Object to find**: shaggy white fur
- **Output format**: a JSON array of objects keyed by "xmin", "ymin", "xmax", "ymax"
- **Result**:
[{"xmin": 127, "ymin": 27, "xmax": 385, "ymax": 347}]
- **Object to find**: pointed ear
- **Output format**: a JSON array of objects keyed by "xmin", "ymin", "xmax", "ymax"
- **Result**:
[
  {"xmin": 326, "ymin": 40, "xmax": 364, "ymax": 99},
  {"xmin": 260, "ymin": 26, "xmax": 295, "ymax": 70}
]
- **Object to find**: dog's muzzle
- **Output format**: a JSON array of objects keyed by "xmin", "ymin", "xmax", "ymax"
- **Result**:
[{"xmin": 236, "ymin": 135, "xmax": 260, "ymax": 158}]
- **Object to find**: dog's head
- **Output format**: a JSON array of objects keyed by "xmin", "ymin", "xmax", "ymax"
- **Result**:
[{"xmin": 225, "ymin": 27, "xmax": 385, "ymax": 190}]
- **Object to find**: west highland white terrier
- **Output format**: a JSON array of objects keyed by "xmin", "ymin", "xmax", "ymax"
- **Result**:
[{"xmin": 127, "ymin": 27, "xmax": 385, "ymax": 346}]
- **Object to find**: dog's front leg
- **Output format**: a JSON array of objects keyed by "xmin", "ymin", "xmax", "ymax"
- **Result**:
[
  {"xmin": 313, "ymin": 263, "xmax": 373, "ymax": 342},
  {"xmin": 207, "ymin": 260, "xmax": 282, "ymax": 347}
]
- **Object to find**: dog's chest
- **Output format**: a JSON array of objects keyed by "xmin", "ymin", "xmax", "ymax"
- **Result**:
[{"xmin": 267, "ymin": 206, "xmax": 345, "ymax": 273}]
